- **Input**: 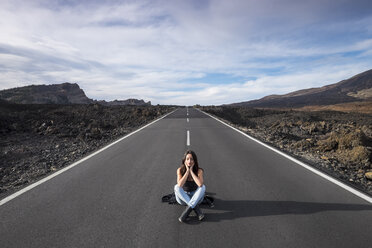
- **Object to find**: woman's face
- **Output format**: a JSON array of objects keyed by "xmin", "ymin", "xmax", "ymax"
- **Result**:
[{"xmin": 185, "ymin": 154, "xmax": 195, "ymax": 167}]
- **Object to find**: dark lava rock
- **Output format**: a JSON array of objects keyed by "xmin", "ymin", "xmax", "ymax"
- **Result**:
[
  {"xmin": 0, "ymin": 102, "xmax": 174, "ymax": 198},
  {"xmin": 202, "ymin": 106, "xmax": 372, "ymax": 195}
]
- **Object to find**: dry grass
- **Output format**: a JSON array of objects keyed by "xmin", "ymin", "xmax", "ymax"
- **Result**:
[
  {"xmin": 295, "ymin": 101, "xmax": 372, "ymax": 114},
  {"xmin": 347, "ymin": 88, "xmax": 372, "ymax": 99}
]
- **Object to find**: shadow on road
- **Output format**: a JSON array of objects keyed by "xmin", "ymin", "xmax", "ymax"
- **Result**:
[{"xmin": 202, "ymin": 198, "xmax": 372, "ymax": 222}]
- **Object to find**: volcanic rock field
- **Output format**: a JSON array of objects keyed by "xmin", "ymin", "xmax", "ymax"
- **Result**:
[
  {"xmin": 1, "ymin": 101, "xmax": 372, "ymax": 199},
  {"xmin": 0, "ymin": 102, "xmax": 174, "ymax": 198},
  {"xmin": 202, "ymin": 106, "xmax": 372, "ymax": 195}
]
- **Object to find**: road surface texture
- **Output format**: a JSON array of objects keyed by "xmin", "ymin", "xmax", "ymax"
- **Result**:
[{"xmin": 1, "ymin": 107, "xmax": 372, "ymax": 247}]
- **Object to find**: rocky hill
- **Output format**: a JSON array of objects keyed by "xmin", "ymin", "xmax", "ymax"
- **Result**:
[
  {"xmin": 0, "ymin": 83, "xmax": 93, "ymax": 104},
  {"xmin": 0, "ymin": 83, "xmax": 151, "ymax": 106},
  {"xmin": 231, "ymin": 69, "xmax": 372, "ymax": 108}
]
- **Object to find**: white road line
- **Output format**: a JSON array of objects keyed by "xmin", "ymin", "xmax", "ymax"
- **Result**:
[
  {"xmin": 198, "ymin": 108, "xmax": 372, "ymax": 204},
  {"xmin": 0, "ymin": 109, "xmax": 177, "ymax": 207},
  {"xmin": 187, "ymin": 118, "xmax": 189, "ymax": 122},
  {"xmin": 187, "ymin": 130, "xmax": 190, "ymax": 146}
]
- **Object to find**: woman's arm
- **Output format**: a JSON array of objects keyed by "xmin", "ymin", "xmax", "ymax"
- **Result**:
[
  {"xmin": 190, "ymin": 168, "xmax": 204, "ymax": 187},
  {"xmin": 177, "ymin": 167, "xmax": 190, "ymax": 187}
]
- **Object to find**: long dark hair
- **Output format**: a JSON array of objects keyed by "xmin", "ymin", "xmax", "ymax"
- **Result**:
[{"xmin": 179, "ymin": 150, "xmax": 201, "ymax": 177}]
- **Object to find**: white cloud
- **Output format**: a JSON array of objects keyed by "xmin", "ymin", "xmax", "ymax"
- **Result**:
[{"xmin": 0, "ymin": 0, "xmax": 371, "ymax": 105}]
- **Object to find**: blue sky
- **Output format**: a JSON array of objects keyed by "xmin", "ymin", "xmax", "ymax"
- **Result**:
[{"xmin": 0, "ymin": 0, "xmax": 371, "ymax": 105}]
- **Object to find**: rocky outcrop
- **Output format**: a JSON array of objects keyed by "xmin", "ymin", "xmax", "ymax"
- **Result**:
[{"xmin": 0, "ymin": 83, "xmax": 93, "ymax": 104}]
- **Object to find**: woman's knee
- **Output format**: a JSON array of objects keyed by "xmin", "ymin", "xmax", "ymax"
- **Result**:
[
  {"xmin": 174, "ymin": 185, "xmax": 186, "ymax": 196},
  {"xmin": 174, "ymin": 184, "xmax": 183, "ymax": 193},
  {"xmin": 174, "ymin": 184, "xmax": 179, "ymax": 191}
]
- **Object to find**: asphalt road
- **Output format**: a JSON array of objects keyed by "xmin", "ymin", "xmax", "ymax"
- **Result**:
[{"xmin": 1, "ymin": 107, "xmax": 372, "ymax": 248}]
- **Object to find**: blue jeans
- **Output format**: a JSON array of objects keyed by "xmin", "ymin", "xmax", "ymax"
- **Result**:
[{"xmin": 174, "ymin": 184, "xmax": 206, "ymax": 209}]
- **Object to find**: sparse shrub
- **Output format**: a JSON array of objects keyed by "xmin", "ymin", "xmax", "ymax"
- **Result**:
[
  {"xmin": 317, "ymin": 132, "xmax": 339, "ymax": 152},
  {"xmin": 346, "ymin": 146, "xmax": 371, "ymax": 164}
]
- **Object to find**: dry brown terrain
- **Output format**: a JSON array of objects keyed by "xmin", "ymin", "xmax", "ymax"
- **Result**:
[{"xmin": 294, "ymin": 101, "xmax": 372, "ymax": 114}]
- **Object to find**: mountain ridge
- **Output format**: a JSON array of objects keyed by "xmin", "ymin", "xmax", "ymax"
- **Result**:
[{"xmin": 230, "ymin": 69, "xmax": 372, "ymax": 108}]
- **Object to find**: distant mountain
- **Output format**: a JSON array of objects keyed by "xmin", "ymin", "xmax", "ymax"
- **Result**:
[
  {"xmin": 0, "ymin": 83, "xmax": 151, "ymax": 106},
  {"xmin": 230, "ymin": 69, "xmax": 372, "ymax": 108},
  {"xmin": 96, "ymin": 99, "xmax": 151, "ymax": 106}
]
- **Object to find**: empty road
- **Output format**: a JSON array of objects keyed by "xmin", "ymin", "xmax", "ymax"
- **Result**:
[{"xmin": 1, "ymin": 107, "xmax": 372, "ymax": 247}]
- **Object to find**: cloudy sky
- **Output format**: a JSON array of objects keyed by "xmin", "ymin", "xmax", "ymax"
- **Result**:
[{"xmin": 0, "ymin": 0, "xmax": 371, "ymax": 105}]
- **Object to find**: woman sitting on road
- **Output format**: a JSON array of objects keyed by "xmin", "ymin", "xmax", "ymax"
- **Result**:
[{"xmin": 174, "ymin": 150, "xmax": 206, "ymax": 222}]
